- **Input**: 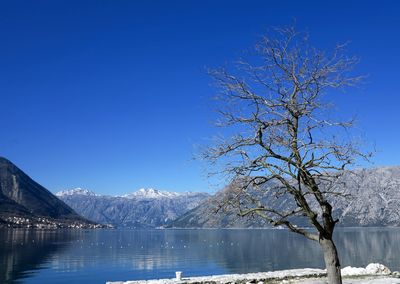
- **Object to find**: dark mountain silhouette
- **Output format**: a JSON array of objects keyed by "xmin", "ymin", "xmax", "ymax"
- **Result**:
[{"xmin": 0, "ymin": 157, "xmax": 100, "ymax": 228}]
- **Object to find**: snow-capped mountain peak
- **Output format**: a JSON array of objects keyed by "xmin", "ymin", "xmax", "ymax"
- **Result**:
[
  {"xmin": 56, "ymin": 188, "xmax": 97, "ymax": 197},
  {"xmin": 57, "ymin": 187, "xmax": 210, "ymax": 228},
  {"xmin": 121, "ymin": 188, "xmax": 181, "ymax": 199}
]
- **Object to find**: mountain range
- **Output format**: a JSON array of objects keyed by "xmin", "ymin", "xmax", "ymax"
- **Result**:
[
  {"xmin": 2, "ymin": 155, "xmax": 400, "ymax": 229},
  {"xmin": 171, "ymin": 167, "xmax": 400, "ymax": 228},
  {"xmin": 57, "ymin": 188, "xmax": 210, "ymax": 228}
]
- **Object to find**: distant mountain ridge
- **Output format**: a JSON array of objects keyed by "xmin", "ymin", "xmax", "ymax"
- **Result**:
[
  {"xmin": 0, "ymin": 157, "xmax": 100, "ymax": 228},
  {"xmin": 57, "ymin": 187, "xmax": 198, "ymax": 199},
  {"xmin": 57, "ymin": 187, "xmax": 210, "ymax": 228},
  {"xmin": 56, "ymin": 188, "xmax": 98, "ymax": 197},
  {"xmin": 171, "ymin": 166, "xmax": 400, "ymax": 228},
  {"xmin": 121, "ymin": 188, "xmax": 185, "ymax": 199}
]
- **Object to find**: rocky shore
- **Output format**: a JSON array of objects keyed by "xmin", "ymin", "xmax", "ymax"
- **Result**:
[{"xmin": 107, "ymin": 263, "xmax": 400, "ymax": 284}]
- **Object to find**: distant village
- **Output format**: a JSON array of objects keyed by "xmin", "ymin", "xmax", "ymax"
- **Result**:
[{"xmin": 1, "ymin": 216, "xmax": 110, "ymax": 229}]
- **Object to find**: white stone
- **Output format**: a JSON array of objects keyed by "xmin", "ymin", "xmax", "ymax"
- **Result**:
[
  {"xmin": 365, "ymin": 263, "xmax": 391, "ymax": 274},
  {"xmin": 341, "ymin": 263, "xmax": 391, "ymax": 276}
]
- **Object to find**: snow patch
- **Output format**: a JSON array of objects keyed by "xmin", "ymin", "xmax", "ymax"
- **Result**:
[
  {"xmin": 57, "ymin": 187, "xmax": 204, "ymax": 200},
  {"xmin": 56, "ymin": 188, "xmax": 98, "ymax": 197},
  {"xmin": 122, "ymin": 188, "xmax": 187, "ymax": 199},
  {"xmin": 107, "ymin": 268, "xmax": 326, "ymax": 284}
]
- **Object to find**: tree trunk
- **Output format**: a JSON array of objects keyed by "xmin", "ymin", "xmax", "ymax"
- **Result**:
[{"xmin": 320, "ymin": 238, "xmax": 342, "ymax": 284}]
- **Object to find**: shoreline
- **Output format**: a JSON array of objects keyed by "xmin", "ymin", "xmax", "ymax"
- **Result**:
[{"xmin": 107, "ymin": 263, "xmax": 400, "ymax": 284}]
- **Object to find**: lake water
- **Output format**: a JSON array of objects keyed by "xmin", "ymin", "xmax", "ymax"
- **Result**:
[{"xmin": 1, "ymin": 228, "xmax": 400, "ymax": 284}]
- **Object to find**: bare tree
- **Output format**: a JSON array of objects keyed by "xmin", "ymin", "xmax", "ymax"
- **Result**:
[{"xmin": 204, "ymin": 26, "xmax": 368, "ymax": 284}]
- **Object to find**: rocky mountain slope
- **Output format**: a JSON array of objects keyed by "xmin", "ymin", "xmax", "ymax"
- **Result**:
[
  {"xmin": 0, "ymin": 157, "xmax": 100, "ymax": 228},
  {"xmin": 57, "ymin": 188, "xmax": 210, "ymax": 228},
  {"xmin": 171, "ymin": 167, "xmax": 400, "ymax": 228}
]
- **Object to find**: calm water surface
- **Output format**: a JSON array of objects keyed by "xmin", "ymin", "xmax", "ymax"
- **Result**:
[{"xmin": 1, "ymin": 228, "xmax": 400, "ymax": 284}]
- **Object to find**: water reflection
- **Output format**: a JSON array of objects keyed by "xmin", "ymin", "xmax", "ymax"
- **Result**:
[
  {"xmin": 1, "ymin": 228, "xmax": 400, "ymax": 283},
  {"xmin": 334, "ymin": 228, "xmax": 400, "ymax": 269},
  {"xmin": 0, "ymin": 229, "xmax": 78, "ymax": 284}
]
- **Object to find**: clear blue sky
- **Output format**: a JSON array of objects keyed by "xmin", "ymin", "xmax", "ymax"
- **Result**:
[{"xmin": 1, "ymin": 0, "xmax": 399, "ymax": 195}]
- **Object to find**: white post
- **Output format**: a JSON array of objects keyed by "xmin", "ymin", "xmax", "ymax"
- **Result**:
[{"xmin": 175, "ymin": 271, "xmax": 182, "ymax": 281}]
